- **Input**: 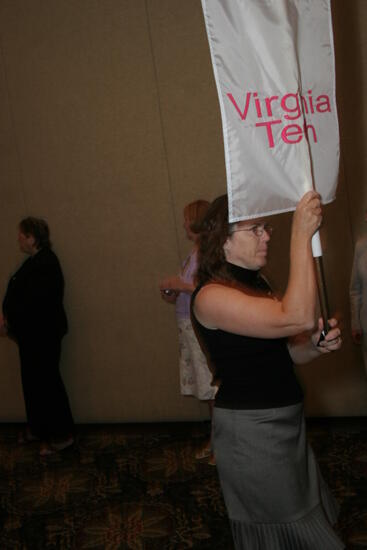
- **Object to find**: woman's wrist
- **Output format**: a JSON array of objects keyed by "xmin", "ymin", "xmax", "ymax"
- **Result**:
[
  {"xmin": 290, "ymin": 229, "xmax": 313, "ymax": 252},
  {"xmin": 310, "ymin": 337, "xmax": 322, "ymax": 356},
  {"xmin": 181, "ymin": 281, "xmax": 194, "ymax": 294}
]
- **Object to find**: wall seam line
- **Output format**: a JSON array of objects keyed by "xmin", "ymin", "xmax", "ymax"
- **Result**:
[
  {"xmin": 144, "ymin": 0, "xmax": 205, "ymax": 421},
  {"xmin": 0, "ymin": 31, "xmax": 28, "ymax": 215},
  {"xmin": 144, "ymin": 0, "xmax": 183, "ymax": 264}
]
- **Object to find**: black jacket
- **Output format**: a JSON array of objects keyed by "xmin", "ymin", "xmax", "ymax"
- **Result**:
[{"xmin": 3, "ymin": 247, "xmax": 68, "ymax": 340}]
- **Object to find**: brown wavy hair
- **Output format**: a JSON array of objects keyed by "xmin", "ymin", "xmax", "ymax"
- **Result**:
[
  {"xmin": 19, "ymin": 217, "xmax": 52, "ymax": 249},
  {"xmin": 183, "ymin": 200, "xmax": 210, "ymax": 235},
  {"xmin": 196, "ymin": 194, "xmax": 235, "ymax": 286}
]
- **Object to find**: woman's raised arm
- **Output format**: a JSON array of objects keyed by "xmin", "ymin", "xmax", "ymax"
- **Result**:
[{"xmin": 193, "ymin": 191, "xmax": 321, "ymax": 339}]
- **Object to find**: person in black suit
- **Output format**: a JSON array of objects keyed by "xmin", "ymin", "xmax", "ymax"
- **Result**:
[{"xmin": 1, "ymin": 217, "xmax": 74, "ymax": 456}]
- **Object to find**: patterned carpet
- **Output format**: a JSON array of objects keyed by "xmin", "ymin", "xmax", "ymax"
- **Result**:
[{"xmin": 0, "ymin": 419, "xmax": 365, "ymax": 549}]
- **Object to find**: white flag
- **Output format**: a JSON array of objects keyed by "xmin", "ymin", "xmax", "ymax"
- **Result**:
[{"xmin": 201, "ymin": 0, "xmax": 339, "ymax": 222}]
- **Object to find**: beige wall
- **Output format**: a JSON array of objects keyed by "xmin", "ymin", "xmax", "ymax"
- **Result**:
[{"xmin": 0, "ymin": 0, "xmax": 366, "ymax": 422}]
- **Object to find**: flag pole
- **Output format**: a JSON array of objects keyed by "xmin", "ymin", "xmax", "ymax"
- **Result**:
[{"xmin": 311, "ymin": 231, "xmax": 330, "ymax": 339}]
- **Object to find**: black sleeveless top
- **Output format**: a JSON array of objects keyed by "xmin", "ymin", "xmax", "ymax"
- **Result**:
[{"xmin": 191, "ymin": 263, "xmax": 303, "ymax": 410}]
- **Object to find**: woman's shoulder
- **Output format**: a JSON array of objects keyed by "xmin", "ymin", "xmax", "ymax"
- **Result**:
[
  {"xmin": 35, "ymin": 247, "xmax": 60, "ymax": 263},
  {"xmin": 185, "ymin": 247, "xmax": 198, "ymax": 268},
  {"xmin": 32, "ymin": 248, "xmax": 64, "ymax": 275},
  {"xmin": 193, "ymin": 282, "xmax": 245, "ymax": 310},
  {"xmin": 196, "ymin": 281, "xmax": 230, "ymax": 292}
]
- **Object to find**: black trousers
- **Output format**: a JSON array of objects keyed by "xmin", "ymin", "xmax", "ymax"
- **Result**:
[{"xmin": 18, "ymin": 335, "xmax": 74, "ymax": 440}]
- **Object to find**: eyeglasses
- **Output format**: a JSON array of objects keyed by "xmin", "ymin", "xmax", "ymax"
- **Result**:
[{"xmin": 230, "ymin": 223, "xmax": 274, "ymax": 237}]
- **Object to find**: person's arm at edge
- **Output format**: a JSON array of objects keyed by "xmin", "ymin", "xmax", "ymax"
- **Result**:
[
  {"xmin": 0, "ymin": 313, "xmax": 7, "ymax": 337},
  {"xmin": 350, "ymin": 242, "xmax": 362, "ymax": 344}
]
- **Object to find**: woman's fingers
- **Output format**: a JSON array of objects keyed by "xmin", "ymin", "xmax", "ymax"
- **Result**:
[
  {"xmin": 315, "ymin": 317, "xmax": 342, "ymax": 352},
  {"xmin": 300, "ymin": 190, "xmax": 321, "ymax": 207},
  {"xmin": 159, "ymin": 277, "xmax": 173, "ymax": 290},
  {"xmin": 318, "ymin": 318, "xmax": 342, "ymax": 351},
  {"xmin": 294, "ymin": 191, "xmax": 322, "ymax": 236}
]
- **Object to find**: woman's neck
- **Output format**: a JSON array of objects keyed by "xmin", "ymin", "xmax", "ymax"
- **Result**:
[{"xmin": 226, "ymin": 259, "xmax": 259, "ymax": 272}]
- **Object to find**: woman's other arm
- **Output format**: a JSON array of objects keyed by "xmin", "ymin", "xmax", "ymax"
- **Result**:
[
  {"xmin": 288, "ymin": 317, "xmax": 342, "ymax": 364},
  {"xmin": 159, "ymin": 275, "xmax": 195, "ymax": 294}
]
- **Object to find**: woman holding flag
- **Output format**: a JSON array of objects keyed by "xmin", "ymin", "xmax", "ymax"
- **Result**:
[{"xmin": 191, "ymin": 191, "xmax": 344, "ymax": 549}]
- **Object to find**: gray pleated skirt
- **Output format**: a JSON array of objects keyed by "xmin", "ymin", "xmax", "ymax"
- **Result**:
[{"xmin": 213, "ymin": 403, "xmax": 345, "ymax": 549}]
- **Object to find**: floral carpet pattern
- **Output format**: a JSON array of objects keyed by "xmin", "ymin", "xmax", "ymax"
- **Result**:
[{"xmin": 0, "ymin": 420, "xmax": 366, "ymax": 549}]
